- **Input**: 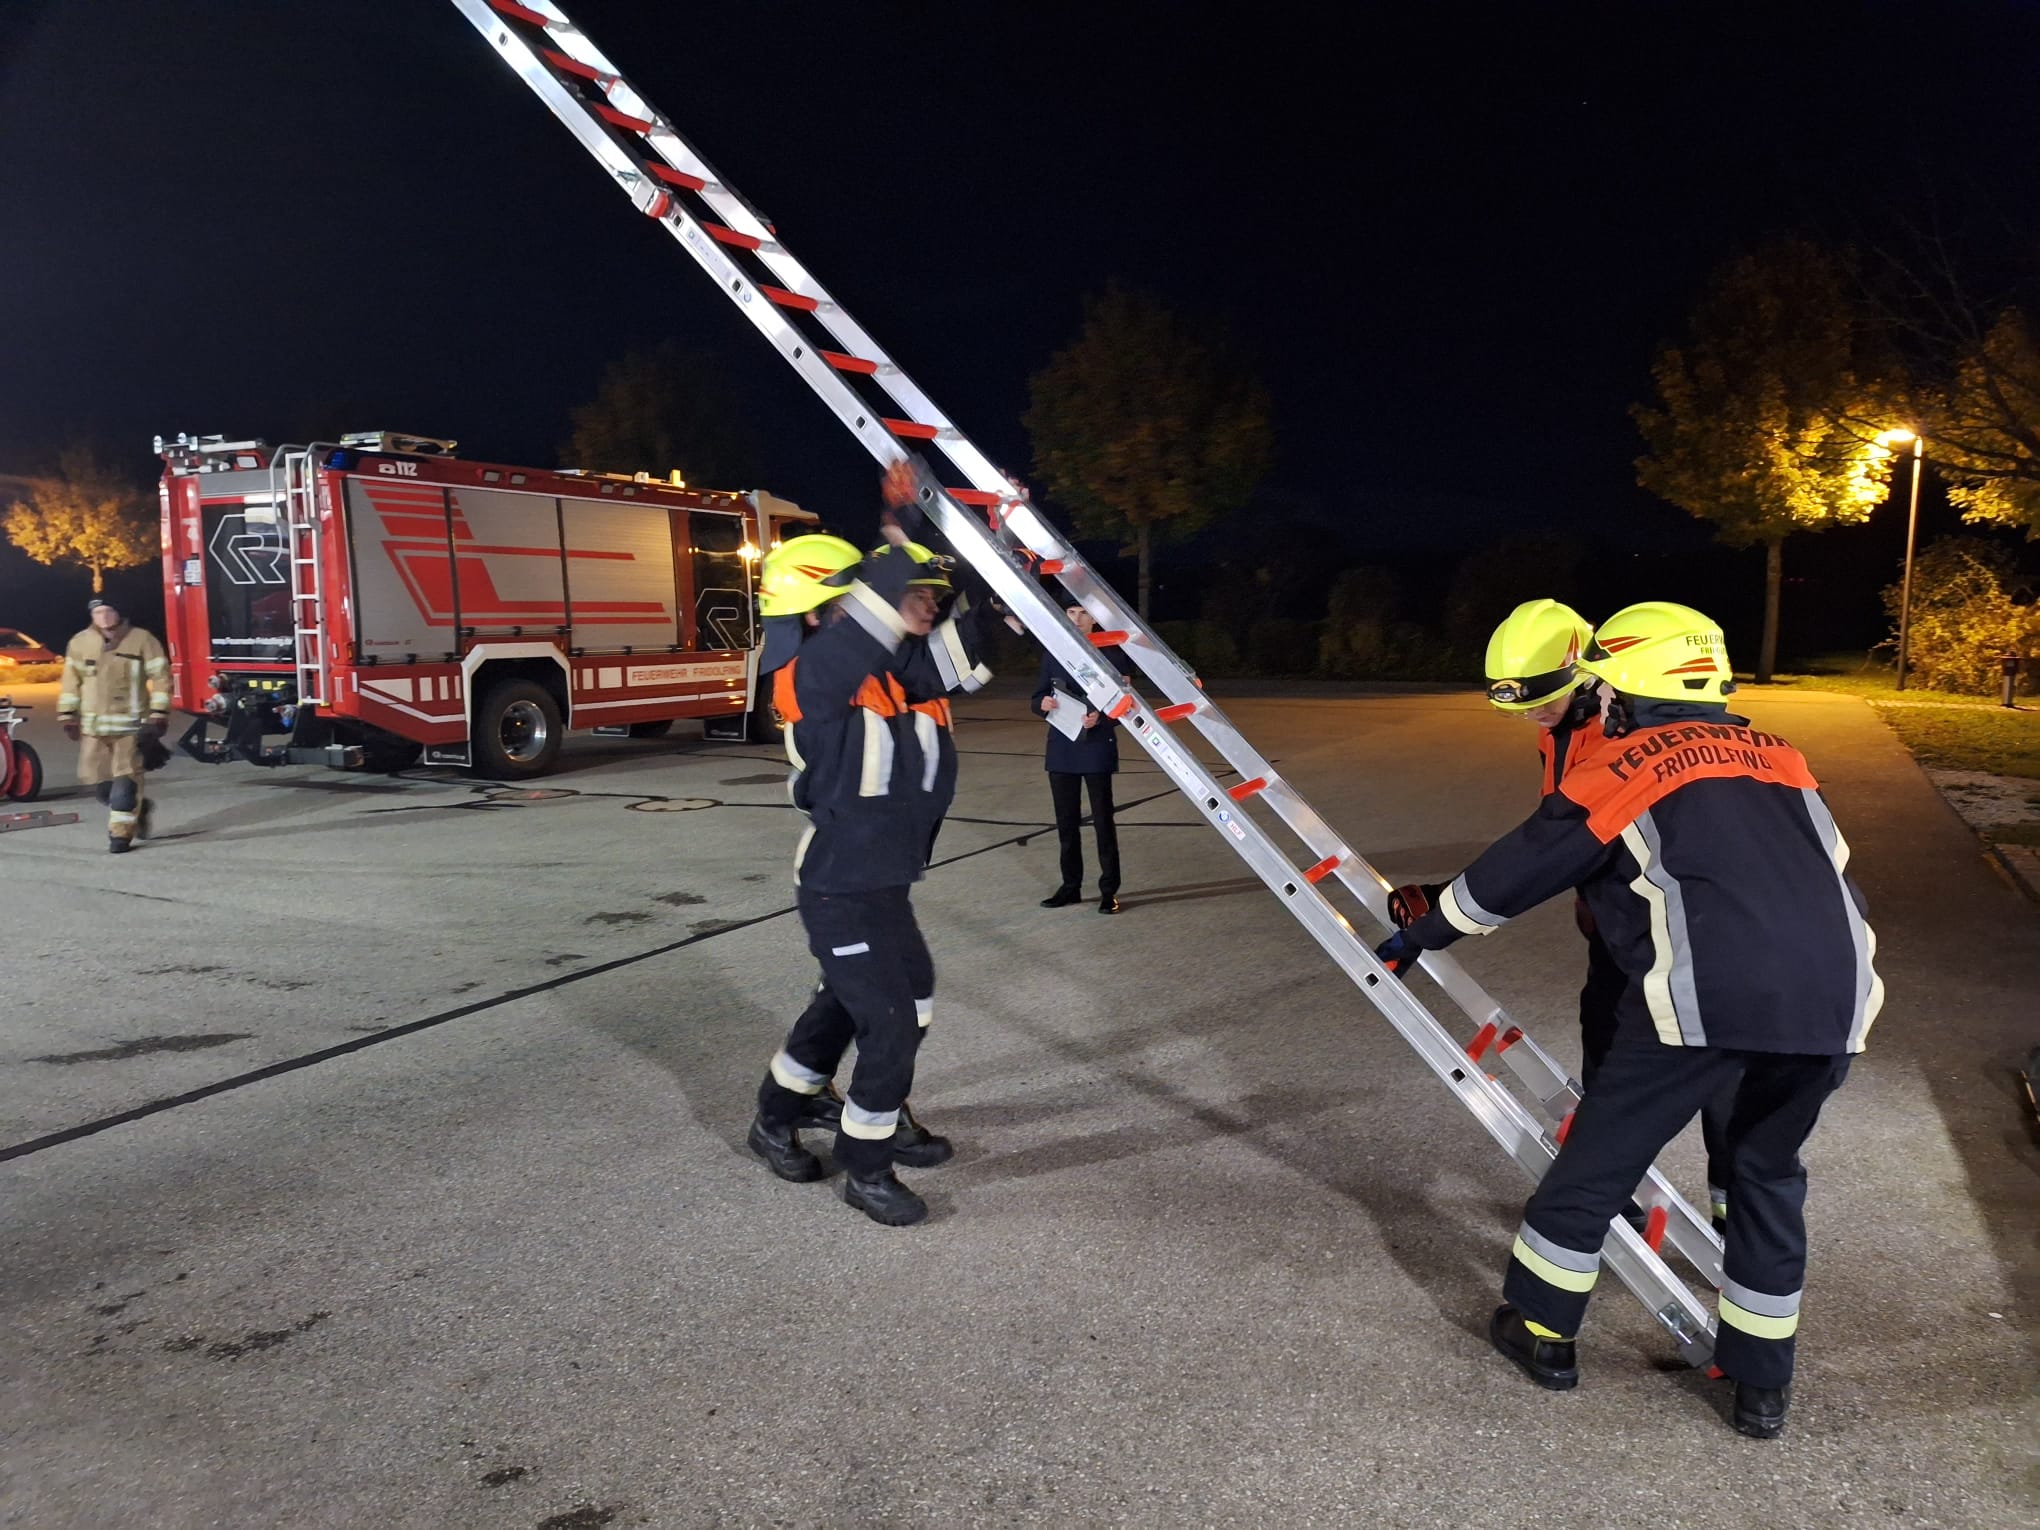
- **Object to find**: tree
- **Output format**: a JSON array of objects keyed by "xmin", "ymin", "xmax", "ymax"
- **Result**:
[
  {"xmin": 3, "ymin": 447, "xmax": 157, "ymax": 594},
  {"xmin": 1925, "ymin": 307, "xmax": 2040, "ymax": 534},
  {"xmin": 561, "ymin": 341, "xmax": 761, "ymax": 486},
  {"xmin": 1879, "ymin": 537, "xmax": 2039, "ymax": 695},
  {"xmin": 1025, "ymin": 285, "xmax": 1273, "ymax": 619},
  {"xmin": 1632, "ymin": 239, "xmax": 1900, "ymax": 682}
]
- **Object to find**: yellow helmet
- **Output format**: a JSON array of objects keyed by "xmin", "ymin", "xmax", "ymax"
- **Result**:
[
  {"xmin": 758, "ymin": 534, "xmax": 861, "ymax": 617},
  {"xmin": 1484, "ymin": 599, "xmax": 1594, "ymax": 711},
  {"xmin": 1580, "ymin": 601, "xmax": 1735, "ymax": 702},
  {"xmin": 868, "ymin": 540, "xmax": 955, "ymax": 589}
]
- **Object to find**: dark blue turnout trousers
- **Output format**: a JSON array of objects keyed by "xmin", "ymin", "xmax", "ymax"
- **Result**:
[
  {"xmin": 757, "ymin": 885, "xmax": 934, "ymax": 1176},
  {"xmin": 1503, "ymin": 1033, "xmax": 1851, "ymax": 1388}
]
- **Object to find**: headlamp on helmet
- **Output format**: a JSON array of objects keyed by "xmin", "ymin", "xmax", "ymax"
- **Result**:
[{"xmin": 1483, "ymin": 599, "xmax": 1594, "ymax": 712}]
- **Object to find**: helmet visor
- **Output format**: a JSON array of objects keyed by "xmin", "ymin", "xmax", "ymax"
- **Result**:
[{"xmin": 1486, "ymin": 663, "xmax": 1578, "ymax": 708}]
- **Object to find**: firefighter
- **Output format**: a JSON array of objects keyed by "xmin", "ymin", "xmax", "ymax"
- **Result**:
[
  {"xmin": 745, "ymin": 466, "xmax": 996, "ymax": 1226},
  {"xmin": 57, "ymin": 598, "xmax": 171, "ymax": 853},
  {"xmin": 1392, "ymin": 598, "xmax": 1735, "ymax": 1232},
  {"xmin": 1376, "ymin": 601, "xmax": 1877, "ymax": 1438}
]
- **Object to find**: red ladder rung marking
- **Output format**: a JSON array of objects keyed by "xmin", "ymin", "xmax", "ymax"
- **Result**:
[
  {"xmin": 884, "ymin": 419, "xmax": 941, "ymax": 440},
  {"xmin": 1554, "ymin": 1110, "xmax": 1575, "ymax": 1145},
  {"xmin": 1643, "ymin": 1205, "xmax": 1668, "ymax": 1253},
  {"xmin": 489, "ymin": 0, "xmax": 552, "ymax": 25},
  {"xmin": 702, "ymin": 222, "xmax": 762, "ymax": 250},
  {"xmin": 1303, "ymin": 855, "xmax": 1340, "ymax": 884},
  {"xmin": 1154, "ymin": 702, "xmax": 1196, "ymax": 722},
  {"xmin": 1496, "ymin": 1026, "xmax": 1524, "ymax": 1053},
  {"xmin": 543, "ymin": 49, "xmax": 608, "ymax": 83},
  {"xmin": 1037, "ymin": 559, "xmax": 1066, "ymax": 574},
  {"xmin": 596, "ymin": 103, "xmax": 655, "ymax": 135},
  {"xmin": 1228, "ymin": 777, "xmax": 1267, "ymax": 801},
  {"xmin": 761, "ymin": 285, "xmax": 818, "ymax": 311},
  {"xmin": 1466, "ymin": 1021, "xmax": 1498, "ymax": 1062},
  {"xmin": 947, "ymin": 488, "xmax": 999, "ymax": 506},
  {"xmin": 821, "ymin": 350, "xmax": 878, "ymax": 374},
  {"xmin": 1089, "ymin": 630, "xmax": 1129, "ymax": 646},
  {"xmin": 1107, "ymin": 696, "xmax": 1134, "ymax": 720},
  {"xmin": 641, "ymin": 190, "xmax": 673, "ymax": 220},
  {"xmin": 647, "ymin": 162, "xmax": 707, "ymax": 191}
]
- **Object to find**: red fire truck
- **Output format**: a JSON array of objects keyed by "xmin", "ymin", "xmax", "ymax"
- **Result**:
[{"xmin": 158, "ymin": 430, "xmax": 814, "ymax": 777}]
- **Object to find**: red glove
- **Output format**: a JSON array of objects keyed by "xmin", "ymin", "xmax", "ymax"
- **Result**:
[
  {"xmin": 1387, "ymin": 882, "xmax": 1444, "ymax": 930},
  {"xmin": 62, "ymin": 718, "xmax": 80, "ymax": 742}
]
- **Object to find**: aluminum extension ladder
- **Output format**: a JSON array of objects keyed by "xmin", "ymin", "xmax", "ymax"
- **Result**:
[{"xmin": 449, "ymin": 0, "xmax": 1725, "ymax": 1365}]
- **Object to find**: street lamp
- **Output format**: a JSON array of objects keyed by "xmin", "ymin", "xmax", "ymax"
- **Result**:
[{"xmin": 1876, "ymin": 429, "xmax": 1925, "ymax": 691}]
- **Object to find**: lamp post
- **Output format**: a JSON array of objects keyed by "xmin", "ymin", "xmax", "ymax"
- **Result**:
[{"xmin": 1877, "ymin": 430, "xmax": 1925, "ymax": 691}]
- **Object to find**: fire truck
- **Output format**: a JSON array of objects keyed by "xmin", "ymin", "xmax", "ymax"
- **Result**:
[{"xmin": 158, "ymin": 430, "xmax": 814, "ymax": 778}]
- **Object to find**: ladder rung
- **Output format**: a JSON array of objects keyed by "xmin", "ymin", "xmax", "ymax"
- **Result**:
[
  {"xmin": 543, "ymin": 48, "xmax": 608, "ymax": 83},
  {"xmin": 761, "ymin": 284, "xmax": 818, "ymax": 312},
  {"xmin": 1089, "ymin": 630, "xmax": 1129, "ymax": 647},
  {"xmin": 1037, "ymin": 559, "xmax": 1066, "ymax": 574},
  {"xmin": 1555, "ymin": 1110, "xmax": 1576, "ymax": 1145},
  {"xmin": 1228, "ymin": 777, "xmax": 1268, "ymax": 801},
  {"xmin": 489, "ymin": 0, "xmax": 551, "ymax": 24},
  {"xmin": 884, "ymin": 419, "xmax": 942, "ymax": 440},
  {"xmin": 647, "ymin": 162, "xmax": 706, "ymax": 191},
  {"xmin": 1466, "ymin": 1022, "xmax": 1499, "ymax": 1062},
  {"xmin": 1497, "ymin": 1026, "xmax": 1524, "ymax": 1053},
  {"xmin": 1154, "ymin": 702, "xmax": 1196, "ymax": 722},
  {"xmin": 1303, "ymin": 854, "xmax": 1341, "ymax": 884},
  {"xmin": 1106, "ymin": 696, "xmax": 1134, "ymax": 720},
  {"xmin": 947, "ymin": 488, "xmax": 999, "ymax": 506},
  {"xmin": 1643, "ymin": 1205, "xmax": 1669, "ymax": 1252},
  {"xmin": 821, "ymin": 350, "xmax": 879, "ymax": 375},
  {"xmin": 596, "ymin": 103, "xmax": 654, "ymax": 135},
  {"xmin": 703, "ymin": 221, "xmax": 762, "ymax": 251}
]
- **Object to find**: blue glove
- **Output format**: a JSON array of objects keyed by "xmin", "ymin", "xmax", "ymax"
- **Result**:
[{"xmin": 1374, "ymin": 929, "xmax": 1423, "ymax": 980}]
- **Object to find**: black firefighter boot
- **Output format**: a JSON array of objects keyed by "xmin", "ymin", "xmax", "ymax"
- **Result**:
[
  {"xmin": 843, "ymin": 1167, "xmax": 928, "ymax": 1227},
  {"xmin": 791, "ymin": 1082, "xmax": 845, "ymax": 1134},
  {"xmin": 892, "ymin": 1099, "xmax": 954, "ymax": 1168},
  {"xmin": 1732, "ymin": 1383, "xmax": 1789, "ymax": 1440},
  {"xmin": 1489, "ymin": 1304, "xmax": 1580, "ymax": 1391},
  {"xmin": 746, "ymin": 1113, "xmax": 824, "ymax": 1183}
]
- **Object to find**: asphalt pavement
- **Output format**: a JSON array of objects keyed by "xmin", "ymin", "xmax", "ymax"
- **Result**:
[{"xmin": 3, "ymin": 678, "xmax": 2035, "ymax": 1529}]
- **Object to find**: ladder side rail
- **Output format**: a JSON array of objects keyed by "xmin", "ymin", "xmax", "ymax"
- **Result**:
[{"xmin": 452, "ymin": 0, "xmax": 1717, "ymax": 1358}]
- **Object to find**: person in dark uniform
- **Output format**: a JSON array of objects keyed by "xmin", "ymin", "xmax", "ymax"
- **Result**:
[
  {"xmin": 1393, "ymin": 597, "xmax": 1736, "ymax": 1233},
  {"xmin": 1377, "ymin": 601, "xmax": 1878, "ymax": 1439},
  {"xmin": 1034, "ymin": 602, "xmax": 1123, "ymax": 915}
]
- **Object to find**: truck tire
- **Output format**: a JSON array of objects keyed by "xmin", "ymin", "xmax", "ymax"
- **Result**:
[
  {"xmin": 4, "ymin": 738, "xmax": 42, "ymax": 801},
  {"xmin": 627, "ymin": 720, "xmax": 674, "ymax": 740},
  {"xmin": 472, "ymin": 679, "xmax": 563, "ymax": 779},
  {"xmin": 745, "ymin": 677, "xmax": 778, "ymax": 743}
]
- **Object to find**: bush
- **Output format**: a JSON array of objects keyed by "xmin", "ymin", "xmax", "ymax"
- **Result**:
[
  {"xmin": 1245, "ymin": 617, "xmax": 1318, "ymax": 674},
  {"xmin": 1154, "ymin": 619, "xmax": 1242, "ymax": 678},
  {"xmin": 1882, "ymin": 538, "xmax": 2040, "ymax": 695}
]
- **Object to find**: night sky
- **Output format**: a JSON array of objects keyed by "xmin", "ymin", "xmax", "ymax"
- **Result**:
[{"xmin": 2, "ymin": 1, "xmax": 2035, "ymax": 652}]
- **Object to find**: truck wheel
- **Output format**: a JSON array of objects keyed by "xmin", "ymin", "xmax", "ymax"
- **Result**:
[
  {"xmin": 745, "ymin": 677, "xmax": 778, "ymax": 743},
  {"xmin": 4, "ymin": 739, "xmax": 42, "ymax": 801},
  {"xmin": 627, "ymin": 720, "xmax": 674, "ymax": 740},
  {"xmin": 472, "ymin": 679, "xmax": 563, "ymax": 779}
]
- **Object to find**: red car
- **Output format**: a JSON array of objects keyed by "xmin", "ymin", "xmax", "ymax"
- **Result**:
[{"xmin": 0, "ymin": 628, "xmax": 59, "ymax": 666}]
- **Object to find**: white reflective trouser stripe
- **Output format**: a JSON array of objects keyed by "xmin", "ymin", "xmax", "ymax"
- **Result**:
[
  {"xmin": 1622, "ymin": 812, "xmax": 1706, "ymax": 1046},
  {"xmin": 859, "ymin": 711, "xmax": 895, "ymax": 796},
  {"xmin": 1719, "ymin": 1280, "xmax": 1802, "ymax": 1340},
  {"xmin": 1440, "ymin": 877, "xmax": 1504, "ymax": 937},
  {"xmin": 914, "ymin": 997, "xmax": 933, "ymax": 1029},
  {"xmin": 1799, "ymin": 787, "xmax": 1885, "ymax": 1050},
  {"xmin": 840, "ymin": 1100, "xmax": 900, "ymax": 1140},
  {"xmin": 1511, "ymin": 1223, "xmax": 1601, "ymax": 1293},
  {"xmin": 915, "ymin": 712, "xmax": 939, "ymax": 792},
  {"xmin": 108, "ymin": 810, "xmax": 139, "ymax": 828},
  {"xmin": 770, "ymin": 1050, "xmax": 828, "ymax": 1095}
]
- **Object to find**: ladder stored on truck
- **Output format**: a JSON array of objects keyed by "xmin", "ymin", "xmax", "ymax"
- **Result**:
[{"xmin": 449, "ymin": 0, "xmax": 1725, "ymax": 1363}]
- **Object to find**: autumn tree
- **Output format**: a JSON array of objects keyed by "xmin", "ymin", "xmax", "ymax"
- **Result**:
[
  {"xmin": 1879, "ymin": 536, "xmax": 2039, "ymax": 694},
  {"xmin": 3, "ymin": 447, "xmax": 156, "ymax": 594},
  {"xmin": 562, "ymin": 340, "xmax": 761, "ymax": 487},
  {"xmin": 1632, "ymin": 239, "xmax": 1900, "ymax": 681},
  {"xmin": 1920, "ymin": 307, "xmax": 2040, "ymax": 534},
  {"xmin": 1025, "ymin": 285, "xmax": 1273, "ymax": 619}
]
